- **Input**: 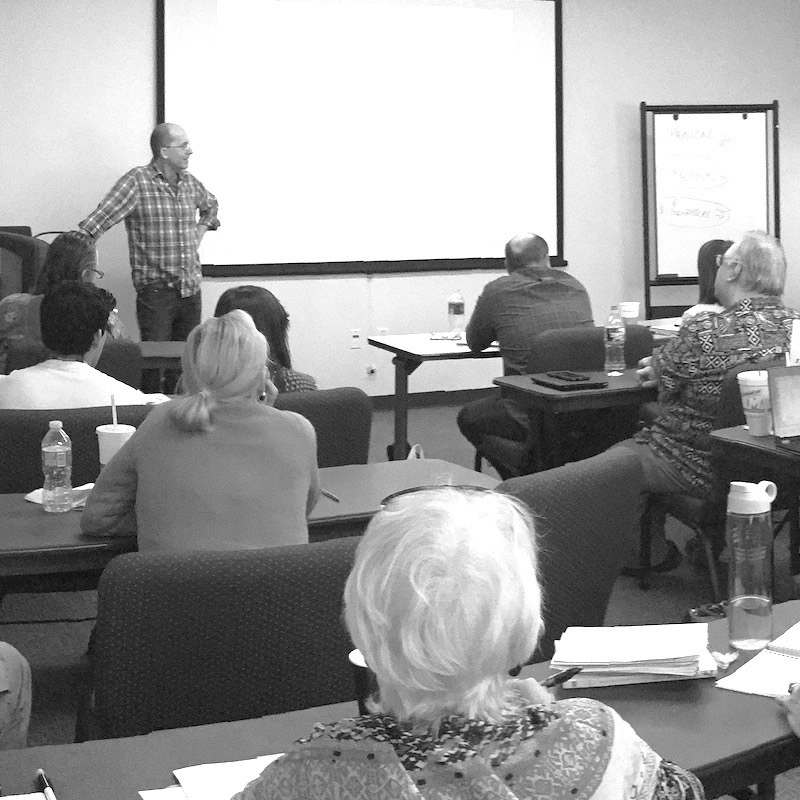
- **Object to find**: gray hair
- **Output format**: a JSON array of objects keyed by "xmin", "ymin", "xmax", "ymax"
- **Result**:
[
  {"xmin": 344, "ymin": 487, "xmax": 543, "ymax": 727},
  {"xmin": 734, "ymin": 230, "xmax": 787, "ymax": 296}
]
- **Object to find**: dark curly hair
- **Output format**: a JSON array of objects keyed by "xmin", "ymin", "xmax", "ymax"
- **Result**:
[{"xmin": 40, "ymin": 282, "xmax": 116, "ymax": 357}]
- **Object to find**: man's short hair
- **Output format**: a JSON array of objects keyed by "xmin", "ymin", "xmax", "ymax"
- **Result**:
[
  {"xmin": 735, "ymin": 230, "xmax": 787, "ymax": 296},
  {"xmin": 504, "ymin": 234, "xmax": 550, "ymax": 271},
  {"xmin": 40, "ymin": 282, "xmax": 116, "ymax": 357}
]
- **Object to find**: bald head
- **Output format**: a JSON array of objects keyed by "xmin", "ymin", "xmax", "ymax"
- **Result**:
[
  {"xmin": 150, "ymin": 123, "xmax": 187, "ymax": 158},
  {"xmin": 504, "ymin": 234, "xmax": 550, "ymax": 272}
]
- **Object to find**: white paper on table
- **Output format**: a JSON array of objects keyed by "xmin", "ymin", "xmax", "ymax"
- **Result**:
[
  {"xmin": 173, "ymin": 754, "xmax": 283, "ymax": 800},
  {"xmin": 787, "ymin": 320, "xmax": 800, "ymax": 366},
  {"xmin": 140, "ymin": 787, "xmax": 188, "ymax": 800},
  {"xmin": 24, "ymin": 484, "xmax": 94, "ymax": 508},
  {"xmin": 2, "ymin": 794, "xmax": 45, "ymax": 799}
]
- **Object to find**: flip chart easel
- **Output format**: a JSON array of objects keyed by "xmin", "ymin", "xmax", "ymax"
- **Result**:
[{"xmin": 641, "ymin": 102, "xmax": 779, "ymax": 318}]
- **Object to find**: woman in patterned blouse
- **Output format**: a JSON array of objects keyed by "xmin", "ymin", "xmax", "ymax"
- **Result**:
[
  {"xmin": 214, "ymin": 285, "xmax": 317, "ymax": 394},
  {"xmin": 233, "ymin": 487, "xmax": 704, "ymax": 800}
]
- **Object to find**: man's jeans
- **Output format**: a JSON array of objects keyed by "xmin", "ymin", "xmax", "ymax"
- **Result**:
[{"xmin": 136, "ymin": 286, "xmax": 201, "ymax": 393}]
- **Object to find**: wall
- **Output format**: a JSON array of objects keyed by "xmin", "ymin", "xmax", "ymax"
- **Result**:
[
  {"xmin": 0, "ymin": 0, "xmax": 155, "ymax": 341},
  {"xmin": 562, "ymin": 0, "xmax": 800, "ymax": 318},
  {"xmin": 5, "ymin": 1, "xmax": 800, "ymax": 395}
]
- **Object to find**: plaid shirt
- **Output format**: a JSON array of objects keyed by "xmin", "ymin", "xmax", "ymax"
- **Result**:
[
  {"xmin": 466, "ymin": 266, "xmax": 594, "ymax": 375},
  {"xmin": 635, "ymin": 296, "xmax": 800, "ymax": 494},
  {"xmin": 79, "ymin": 163, "xmax": 219, "ymax": 297}
]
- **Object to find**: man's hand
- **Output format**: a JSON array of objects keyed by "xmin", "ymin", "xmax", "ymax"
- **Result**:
[
  {"xmin": 776, "ymin": 683, "xmax": 800, "ymax": 737},
  {"xmin": 636, "ymin": 355, "xmax": 657, "ymax": 388}
]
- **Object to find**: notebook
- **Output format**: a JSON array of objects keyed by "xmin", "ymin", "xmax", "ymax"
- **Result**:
[
  {"xmin": 769, "ymin": 365, "xmax": 800, "ymax": 453},
  {"xmin": 716, "ymin": 620, "xmax": 800, "ymax": 697}
]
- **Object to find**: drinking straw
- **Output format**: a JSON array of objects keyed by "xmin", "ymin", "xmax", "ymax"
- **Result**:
[{"xmin": 111, "ymin": 394, "xmax": 118, "ymax": 426}]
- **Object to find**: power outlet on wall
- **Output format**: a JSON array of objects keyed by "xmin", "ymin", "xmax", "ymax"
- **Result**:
[{"xmin": 350, "ymin": 329, "xmax": 362, "ymax": 349}]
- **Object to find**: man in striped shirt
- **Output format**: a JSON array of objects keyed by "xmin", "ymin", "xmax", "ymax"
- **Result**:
[{"xmin": 78, "ymin": 123, "xmax": 219, "ymax": 391}]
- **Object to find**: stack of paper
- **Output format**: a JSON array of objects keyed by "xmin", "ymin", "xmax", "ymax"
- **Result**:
[
  {"xmin": 716, "ymin": 619, "xmax": 800, "ymax": 697},
  {"xmin": 551, "ymin": 623, "xmax": 717, "ymax": 688}
]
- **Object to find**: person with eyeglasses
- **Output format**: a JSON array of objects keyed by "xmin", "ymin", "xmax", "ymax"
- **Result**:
[
  {"xmin": 77, "ymin": 123, "xmax": 219, "ymax": 393},
  {"xmin": 0, "ymin": 231, "xmax": 125, "ymax": 372},
  {"xmin": 612, "ymin": 231, "xmax": 800, "ymax": 577}
]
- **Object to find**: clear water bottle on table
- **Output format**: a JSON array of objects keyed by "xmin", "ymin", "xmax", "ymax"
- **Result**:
[
  {"xmin": 603, "ymin": 305, "xmax": 626, "ymax": 375},
  {"xmin": 41, "ymin": 420, "xmax": 73, "ymax": 513},
  {"xmin": 727, "ymin": 480, "xmax": 777, "ymax": 651},
  {"xmin": 447, "ymin": 290, "xmax": 465, "ymax": 336}
]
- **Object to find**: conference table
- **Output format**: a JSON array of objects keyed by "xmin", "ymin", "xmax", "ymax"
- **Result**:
[
  {"xmin": 494, "ymin": 369, "xmax": 657, "ymax": 469},
  {"xmin": 710, "ymin": 425, "xmax": 800, "ymax": 574},
  {"xmin": 0, "ymin": 459, "xmax": 498, "ymax": 590},
  {"xmin": 367, "ymin": 333, "xmax": 500, "ymax": 460},
  {"xmin": 2, "ymin": 602, "xmax": 799, "ymax": 799}
]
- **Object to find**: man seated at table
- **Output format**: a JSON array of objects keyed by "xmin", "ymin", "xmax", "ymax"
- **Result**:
[
  {"xmin": 457, "ymin": 233, "xmax": 593, "ymax": 478},
  {"xmin": 617, "ymin": 230, "xmax": 800, "ymax": 573},
  {"xmin": 0, "ymin": 642, "xmax": 31, "ymax": 750},
  {"xmin": 0, "ymin": 282, "xmax": 166, "ymax": 409}
]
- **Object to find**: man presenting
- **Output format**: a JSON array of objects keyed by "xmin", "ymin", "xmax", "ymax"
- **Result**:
[
  {"xmin": 78, "ymin": 123, "xmax": 219, "ymax": 391},
  {"xmin": 457, "ymin": 233, "xmax": 593, "ymax": 478}
]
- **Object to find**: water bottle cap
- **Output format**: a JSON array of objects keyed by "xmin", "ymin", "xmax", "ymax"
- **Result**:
[
  {"xmin": 727, "ymin": 480, "xmax": 777, "ymax": 514},
  {"xmin": 49, "ymin": 420, "xmax": 63, "ymax": 429}
]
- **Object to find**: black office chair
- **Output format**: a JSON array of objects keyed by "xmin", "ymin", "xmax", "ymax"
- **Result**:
[{"xmin": 0, "ymin": 231, "xmax": 49, "ymax": 298}]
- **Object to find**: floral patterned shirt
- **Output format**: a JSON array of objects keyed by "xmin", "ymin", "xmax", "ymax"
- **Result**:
[{"xmin": 635, "ymin": 296, "xmax": 800, "ymax": 494}]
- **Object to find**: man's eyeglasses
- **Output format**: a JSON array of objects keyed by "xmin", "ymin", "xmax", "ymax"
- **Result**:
[
  {"xmin": 165, "ymin": 143, "xmax": 191, "ymax": 152},
  {"xmin": 715, "ymin": 254, "xmax": 738, "ymax": 268}
]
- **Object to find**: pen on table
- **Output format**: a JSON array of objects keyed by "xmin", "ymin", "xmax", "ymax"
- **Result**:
[
  {"xmin": 541, "ymin": 666, "xmax": 583, "ymax": 688},
  {"xmin": 36, "ymin": 768, "xmax": 58, "ymax": 800},
  {"xmin": 321, "ymin": 488, "xmax": 340, "ymax": 503}
]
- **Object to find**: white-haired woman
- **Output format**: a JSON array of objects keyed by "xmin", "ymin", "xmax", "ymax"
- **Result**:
[
  {"xmin": 233, "ymin": 487, "xmax": 703, "ymax": 800},
  {"xmin": 82, "ymin": 310, "xmax": 320, "ymax": 550}
]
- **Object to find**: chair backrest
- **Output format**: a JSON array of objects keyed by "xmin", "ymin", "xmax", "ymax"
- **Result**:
[
  {"xmin": 274, "ymin": 387, "xmax": 372, "ymax": 466},
  {"xmin": 89, "ymin": 537, "xmax": 359, "ymax": 738},
  {"xmin": 526, "ymin": 324, "xmax": 654, "ymax": 373},
  {"xmin": 497, "ymin": 446, "xmax": 643, "ymax": 662},
  {"xmin": 5, "ymin": 338, "xmax": 143, "ymax": 387},
  {"xmin": 0, "ymin": 232, "xmax": 49, "ymax": 298},
  {"xmin": 0, "ymin": 404, "xmax": 153, "ymax": 493}
]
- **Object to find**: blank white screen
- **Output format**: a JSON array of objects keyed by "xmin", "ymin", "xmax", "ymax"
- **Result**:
[{"xmin": 165, "ymin": 0, "xmax": 557, "ymax": 266}]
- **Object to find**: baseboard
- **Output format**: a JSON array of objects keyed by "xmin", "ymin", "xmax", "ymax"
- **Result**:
[{"xmin": 371, "ymin": 387, "xmax": 495, "ymax": 411}]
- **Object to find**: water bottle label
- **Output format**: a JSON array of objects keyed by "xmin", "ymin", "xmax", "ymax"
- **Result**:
[
  {"xmin": 605, "ymin": 326, "xmax": 625, "ymax": 342},
  {"xmin": 43, "ymin": 449, "xmax": 68, "ymax": 467},
  {"xmin": 448, "ymin": 301, "xmax": 464, "ymax": 315}
]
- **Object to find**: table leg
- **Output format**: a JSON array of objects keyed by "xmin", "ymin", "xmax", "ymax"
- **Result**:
[
  {"xmin": 539, "ymin": 410, "xmax": 564, "ymax": 470},
  {"xmin": 390, "ymin": 357, "xmax": 420, "ymax": 460}
]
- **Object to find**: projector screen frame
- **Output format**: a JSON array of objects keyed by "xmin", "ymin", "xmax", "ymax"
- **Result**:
[{"xmin": 155, "ymin": 0, "xmax": 565, "ymax": 277}]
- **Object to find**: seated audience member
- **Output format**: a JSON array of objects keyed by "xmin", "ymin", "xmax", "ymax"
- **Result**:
[
  {"xmin": 617, "ymin": 231, "xmax": 800, "ymax": 573},
  {"xmin": 81, "ymin": 310, "xmax": 320, "ymax": 551},
  {"xmin": 681, "ymin": 238, "xmax": 733, "ymax": 321},
  {"xmin": 0, "ymin": 642, "xmax": 32, "ymax": 751},
  {"xmin": 0, "ymin": 282, "xmax": 162, "ymax": 409},
  {"xmin": 457, "ymin": 233, "xmax": 593, "ymax": 479},
  {"xmin": 0, "ymin": 231, "xmax": 124, "ymax": 371},
  {"xmin": 233, "ymin": 487, "xmax": 703, "ymax": 800},
  {"xmin": 213, "ymin": 286, "xmax": 317, "ymax": 393}
]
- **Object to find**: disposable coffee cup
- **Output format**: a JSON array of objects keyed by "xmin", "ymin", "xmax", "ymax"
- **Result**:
[
  {"xmin": 96, "ymin": 424, "xmax": 136, "ymax": 465},
  {"xmin": 348, "ymin": 648, "xmax": 378, "ymax": 716},
  {"xmin": 736, "ymin": 371, "xmax": 772, "ymax": 436},
  {"xmin": 619, "ymin": 301, "xmax": 640, "ymax": 324}
]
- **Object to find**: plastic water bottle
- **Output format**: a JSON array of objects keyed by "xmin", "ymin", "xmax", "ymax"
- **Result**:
[
  {"xmin": 603, "ymin": 305, "xmax": 626, "ymax": 375},
  {"xmin": 41, "ymin": 420, "xmax": 73, "ymax": 513},
  {"xmin": 447, "ymin": 290, "xmax": 465, "ymax": 335},
  {"xmin": 727, "ymin": 480, "xmax": 776, "ymax": 651}
]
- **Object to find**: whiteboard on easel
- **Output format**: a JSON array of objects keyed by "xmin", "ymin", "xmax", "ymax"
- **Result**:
[{"xmin": 650, "ymin": 110, "xmax": 775, "ymax": 279}]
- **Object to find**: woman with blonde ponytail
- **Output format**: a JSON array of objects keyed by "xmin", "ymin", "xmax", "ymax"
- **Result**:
[{"xmin": 81, "ymin": 310, "xmax": 320, "ymax": 550}]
